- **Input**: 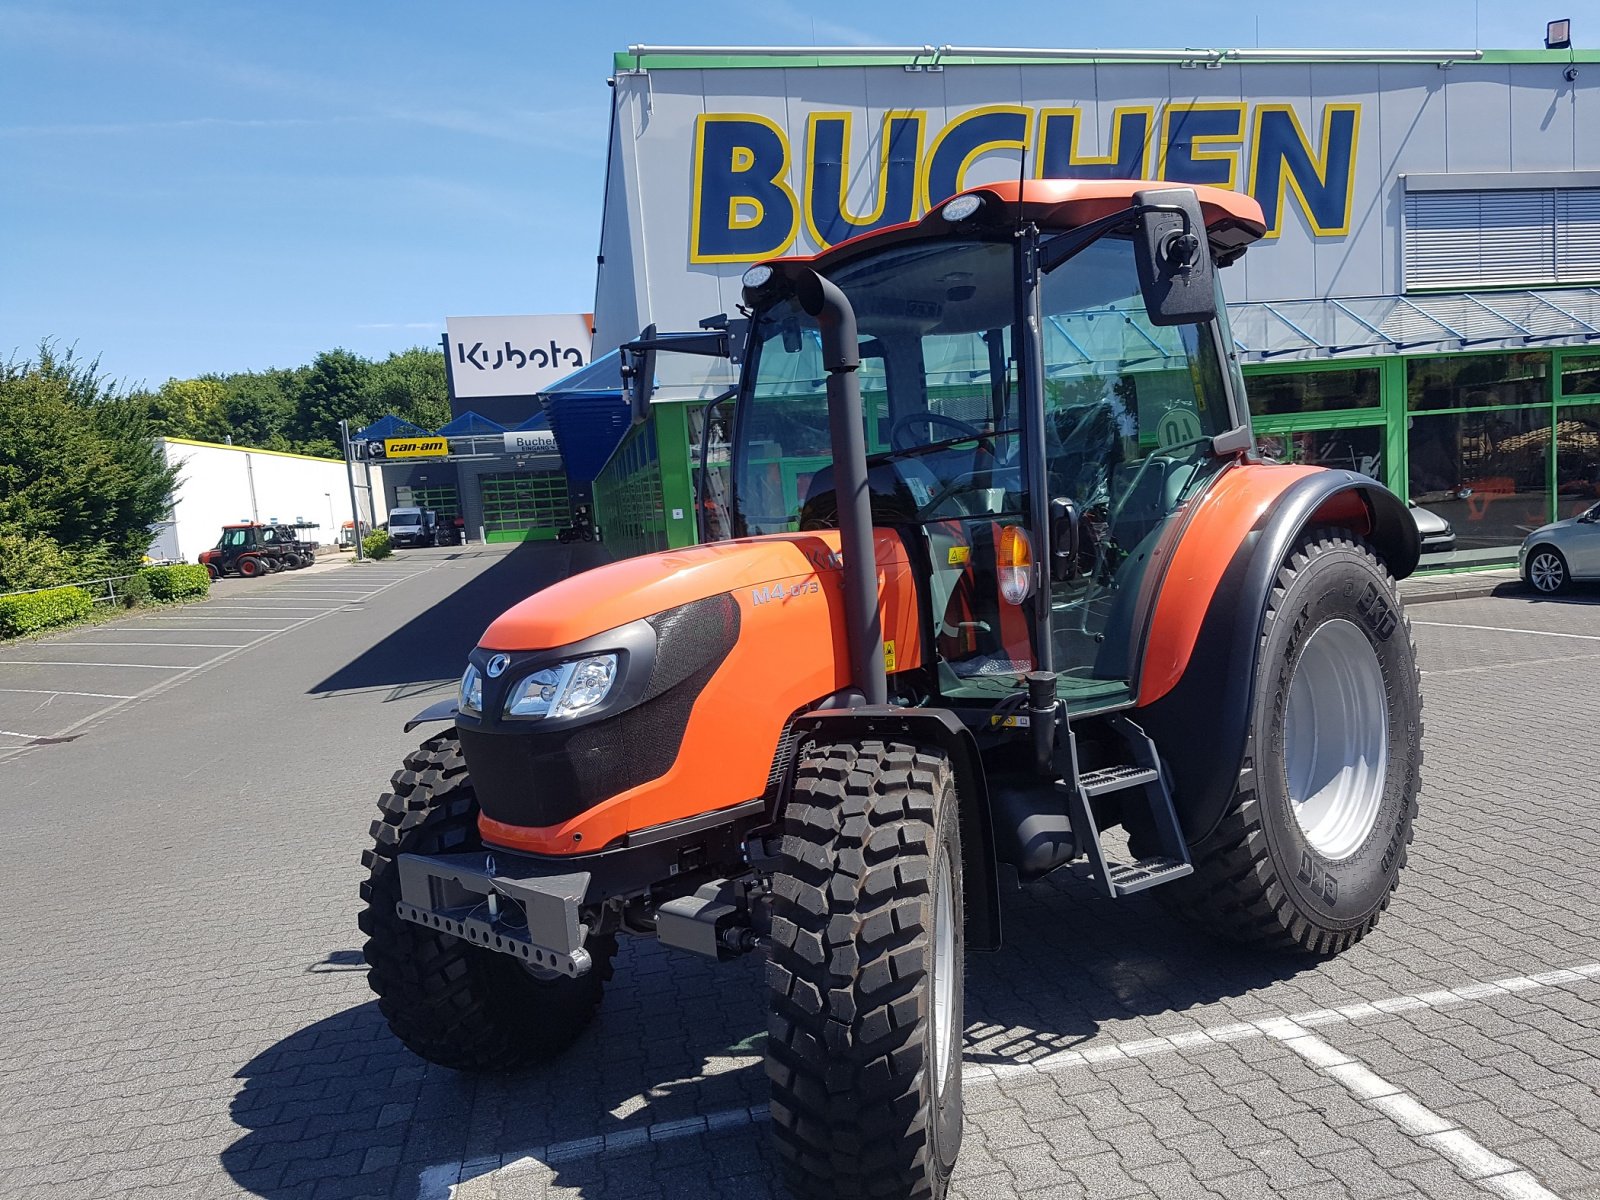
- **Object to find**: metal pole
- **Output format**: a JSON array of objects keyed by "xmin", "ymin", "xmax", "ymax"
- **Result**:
[
  {"xmin": 342, "ymin": 420, "xmax": 364, "ymax": 561},
  {"xmin": 363, "ymin": 457, "xmax": 377, "ymax": 528}
]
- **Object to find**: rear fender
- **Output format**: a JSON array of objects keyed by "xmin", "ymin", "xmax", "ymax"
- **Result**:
[
  {"xmin": 787, "ymin": 707, "xmax": 1002, "ymax": 952},
  {"xmin": 1137, "ymin": 468, "xmax": 1419, "ymax": 846}
]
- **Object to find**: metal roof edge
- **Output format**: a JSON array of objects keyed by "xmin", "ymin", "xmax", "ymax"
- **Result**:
[{"xmin": 613, "ymin": 46, "xmax": 1599, "ymax": 71}]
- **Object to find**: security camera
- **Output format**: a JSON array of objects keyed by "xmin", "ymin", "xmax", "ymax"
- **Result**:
[{"xmin": 1565, "ymin": 65, "xmax": 1580, "ymax": 82}]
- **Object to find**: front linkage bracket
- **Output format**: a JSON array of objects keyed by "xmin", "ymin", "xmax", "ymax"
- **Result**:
[{"xmin": 395, "ymin": 852, "xmax": 593, "ymax": 978}]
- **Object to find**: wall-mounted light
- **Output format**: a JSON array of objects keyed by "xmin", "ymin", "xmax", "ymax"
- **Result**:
[{"xmin": 1546, "ymin": 18, "xmax": 1572, "ymax": 49}]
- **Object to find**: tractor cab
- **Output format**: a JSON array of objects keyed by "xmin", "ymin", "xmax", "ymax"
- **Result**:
[{"xmin": 680, "ymin": 180, "xmax": 1266, "ymax": 719}]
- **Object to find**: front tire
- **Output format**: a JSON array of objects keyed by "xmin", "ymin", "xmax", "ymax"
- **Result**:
[
  {"xmin": 767, "ymin": 739, "xmax": 963, "ymax": 1200},
  {"xmin": 1174, "ymin": 531, "xmax": 1422, "ymax": 955},
  {"xmin": 1526, "ymin": 545, "xmax": 1569, "ymax": 594},
  {"xmin": 360, "ymin": 732, "xmax": 615, "ymax": 1070}
]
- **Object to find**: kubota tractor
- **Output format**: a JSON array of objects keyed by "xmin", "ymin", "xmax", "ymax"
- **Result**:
[{"xmin": 360, "ymin": 180, "xmax": 1423, "ymax": 1200}]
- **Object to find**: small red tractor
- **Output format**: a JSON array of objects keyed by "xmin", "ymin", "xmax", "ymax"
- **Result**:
[
  {"xmin": 199, "ymin": 522, "xmax": 315, "ymax": 579},
  {"xmin": 361, "ymin": 180, "xmax": 1423, "ymax": 1199}
]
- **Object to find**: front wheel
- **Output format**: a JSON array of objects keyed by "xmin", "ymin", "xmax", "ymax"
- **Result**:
[
  {"xmin": 768, "ymin": 738, "xmax": 963, "ymax": 1200},
  {"xmin": 359, "ymin": 732, "xmax": 615, "ymax": 1070},
  {"xmin": 1526, "ymin": 545, "xmax": 1569, "ymax": 594},
  {"xmin": 1172, "ymin": 530, "xmax": 1422, "ymax": 955}
]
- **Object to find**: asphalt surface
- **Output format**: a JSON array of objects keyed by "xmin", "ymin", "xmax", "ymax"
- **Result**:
[{"xmin": 2, "ymin": 547, "xmax": 1599, "ymax": 1200}]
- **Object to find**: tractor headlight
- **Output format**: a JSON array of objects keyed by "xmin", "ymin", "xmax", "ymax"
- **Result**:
[
  {"xmin": 459, "ymin": 663, "xmax": 483, "ymax": 714},
  {"xmin": 505, "ymin": 653, "xmax": 619, "ymax": 720}
]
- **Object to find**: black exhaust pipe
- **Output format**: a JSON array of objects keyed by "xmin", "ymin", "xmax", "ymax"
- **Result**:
[{"xmin": 789, "ymin": 268, "xmax": 886, "ymax": 708}]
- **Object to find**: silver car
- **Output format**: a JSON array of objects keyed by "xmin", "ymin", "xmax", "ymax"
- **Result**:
[{"xmin": 1519, "ymin": 501, "xmax": 1600, "ymax": 593}]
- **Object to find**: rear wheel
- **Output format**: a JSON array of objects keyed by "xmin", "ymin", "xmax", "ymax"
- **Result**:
[
  {"xmin": 1526, "ymin": 545, "xmax": 1569, "ymax": 594},
  {"xmin": 360, "ymin": 732, "xmax": 615, "ymax": 1070},
  {"xmin": 237, "ymin": 555, "xmax": 264, "ymax": 577},
  {"xmin": 767, "ymin": 739, "xmax": 963, "ymax": 1200},
  {"xmin": 1173, "ymin": 531, "xmax": 1422, "ymax": 955}
]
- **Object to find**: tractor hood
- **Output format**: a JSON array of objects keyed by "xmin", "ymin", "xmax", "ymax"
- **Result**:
[{"xmin": 479, "ymin": 531, "xmax": 912, "ymax": 652}]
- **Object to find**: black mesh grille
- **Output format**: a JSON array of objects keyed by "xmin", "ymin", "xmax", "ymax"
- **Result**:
[{"xmin": 465, "ymin": 594, "xmax": 740, "ymax": 832}]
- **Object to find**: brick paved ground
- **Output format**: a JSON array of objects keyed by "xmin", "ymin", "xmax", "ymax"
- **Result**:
[{"xmin": 0, "ymin": 550, "xmax": 1597, "ymax": 1200}]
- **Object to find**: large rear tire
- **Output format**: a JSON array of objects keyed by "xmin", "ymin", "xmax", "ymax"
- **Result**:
[
  {"xmin": 1173, "ymin": 530, "xmax": 1422, "ymax": 955},
  {"xmin": 360, "ymin": 732, "xmax": 615, "ymax": 1070},
  {"xmin": 767, "ymin": 739, "xmax": 963, "ymax": 1200}
]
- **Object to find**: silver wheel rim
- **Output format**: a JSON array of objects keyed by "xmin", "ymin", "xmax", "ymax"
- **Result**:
[
  {"xmin": 1284, "ymin": 618, "xmax": 1389, "ymax": 861},
  {"xmin": 931, "ymin": 844, "xmax": 956, "ymax": 1100},
  {"xmin": 1530, "ymin": 552, "xmax": 1564, "ymax": 592}
]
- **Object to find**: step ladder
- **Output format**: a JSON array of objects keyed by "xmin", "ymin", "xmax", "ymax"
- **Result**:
[{"xmin": 1067, "ymin": 714, "xmax": 1193, "ymax": 899}]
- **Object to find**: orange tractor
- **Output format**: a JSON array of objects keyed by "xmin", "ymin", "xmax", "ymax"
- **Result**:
[{"xmin": 361, "ymin": 180, "xmax": 1422, "ymax": 1199}]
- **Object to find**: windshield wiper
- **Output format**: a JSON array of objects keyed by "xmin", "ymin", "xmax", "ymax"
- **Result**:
[{"xmin": 870, "ymin": 427, "xmax": 1021, "ymax": 462}]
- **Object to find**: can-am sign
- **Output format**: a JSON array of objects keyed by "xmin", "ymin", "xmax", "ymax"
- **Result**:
[{"xmin": 445, "ymin": 315, "xmax": 594, "ymax": 399}]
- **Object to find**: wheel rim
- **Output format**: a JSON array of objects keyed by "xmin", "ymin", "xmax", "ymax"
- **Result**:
[
  {"xmin": 1284, "ymin": 618, "xmax": 1389, "ymax": 861},
  {"xmin": 1530, "ymin": 551, "xmax": 1564, "ymax": 592},
  {"xmin": 931, "ymin": 844, "xmax": 956, "ymax": 1100}
]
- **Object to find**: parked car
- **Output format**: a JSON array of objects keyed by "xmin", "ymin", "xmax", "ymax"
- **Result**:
[
  {"xmin": 1408, "ymin": 501, "xmax": 1456, "ymax": 554},
  {"xmin": 1520, "ymin": 501, "xmax": 1600, "ymax": 593},
  {"xmin": 385, "ymin": 507, "xmax": 440, "ymax": 548}
]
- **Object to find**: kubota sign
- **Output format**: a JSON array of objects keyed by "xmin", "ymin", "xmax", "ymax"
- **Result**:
[
  {"xmin": 445, "ymin": 314, "xmax": 595, "ymax": 400},
  {"xmin": 689, "ymin": 102, "xmax": 1360, "ymax": 262}
]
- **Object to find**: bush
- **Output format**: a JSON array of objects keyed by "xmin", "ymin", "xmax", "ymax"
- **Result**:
[
  {"xmin": 141, "ymin": 563, "xmax": 210, "ymax": 601},
  {"xmin": 119, "ymin": 572, "xmax": 151, "ymax": 608},
  {"xmin": 362, "ymin": 530, "xmax": 393, "ymax": 560},
  {"xmin": 0, "ymin": 586, "xmax": 94, "ymax": 638}
]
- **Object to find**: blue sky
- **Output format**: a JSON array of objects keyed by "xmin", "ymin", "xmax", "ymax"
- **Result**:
[{"xmin": 0, "ymin": 1, "xmax": 1544, "ymax": 386}]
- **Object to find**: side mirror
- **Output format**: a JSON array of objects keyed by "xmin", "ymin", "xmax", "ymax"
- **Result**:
[
  {"xmin": 1050, "ymin": 497, "xmax": 1081, "ymax": 583},
  {"xmin": 619, "ymin": 323, "xmax": 658, "ymax": 425},
  {"xmin": 1133, "ymin": 187, "xmax": 1218, "ymax": 327}
]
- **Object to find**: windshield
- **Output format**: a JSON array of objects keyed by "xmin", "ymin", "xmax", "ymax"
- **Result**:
[
  {"xmin": 389, "ymin": 513, "xmax": 421, "ymax": 527},
  {"xmin": 731, "ymin": 234, "xmax": 1234, "ymax": 537}
]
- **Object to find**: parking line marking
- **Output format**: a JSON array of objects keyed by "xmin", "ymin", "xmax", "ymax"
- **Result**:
[
  {"xmin": 1266, "ymin": 1022, "xmax": 1563, "ymax": 1198},
  {"xmin": 48, "ymin": 642, "xmax": 240, "ymax": 649},
  {"xmin": 0, "ymin": 688, "xmax": 135, "ymax": 699},
  {"xmin": 1414, "ymin": 620, "xmax": 1600, "ymax": 643},
  {"xmin": 416, "ymin": 963, "xmax": 1600, "ymax": 1198},
  {"xmin": 0, "ymin": 660, "xmax": 189, "ymax": 670},
  {"xmin": 0, "ymin": 564, "xmax": 434, "ymax": 767},
  {"xmin": 0, "ymin": 729, "xmax": 49, "ymax": 740},
  {"xmin": 1424, "ymin": 650, "xmax": 1600, "ymax": 678},
  {"xmin": 186, "ymin": 605, "xmax": 336, "ymax": 612}
]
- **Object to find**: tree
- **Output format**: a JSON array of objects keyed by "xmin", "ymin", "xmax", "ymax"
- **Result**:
[
  {"xmin": 219, "ymin": 368, "xmax": 302, "ymax": 451},
  {"xmin": 296, "ymin": 348, "xmax": 376, "ymax": 450},
  {"xmin": 0, "ymin": 343, "xmax": 180, "ymax": 584},
  {"xmin": 364, "ymin": 347, "xmax": 449, "ymax": 431},
  {"xmin": 145, "ymin": 377, "xmax": 232, "ymax": 442}
]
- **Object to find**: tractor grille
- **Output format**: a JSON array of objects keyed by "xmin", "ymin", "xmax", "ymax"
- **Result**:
[{"xmin": 462, "ymin": 595, "xmax": 740, "ymax": 833}]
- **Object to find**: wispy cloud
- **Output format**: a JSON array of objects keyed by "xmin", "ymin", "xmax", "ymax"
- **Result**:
[
  {"xmin": 357, "ymin": 322, "xmax": 443, "ymax": 331},
  {"xmin": 0, "ymin": 5, "xmax": 603, "ymax": 155},
  {"xmin": 0, "ymin": 115, "xmax": 368, "ymax": 138}
]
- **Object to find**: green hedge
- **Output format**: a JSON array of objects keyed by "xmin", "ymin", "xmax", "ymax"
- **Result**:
[
  {"xmin": 0, "ymin": 586, "xmax": 94, "ymax": 638},
  {"xmin": 141, "ymin": 563, "xmax": 211, "ymax": 601},
  {"xmin": 362, "ymin": 530, "xmax": 393, "ymax": 560}
]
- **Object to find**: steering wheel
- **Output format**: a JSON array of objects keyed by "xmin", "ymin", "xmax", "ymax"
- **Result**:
[{"xmin": 890, "ymin": 410, "xmax": 991, "ymax": 453}]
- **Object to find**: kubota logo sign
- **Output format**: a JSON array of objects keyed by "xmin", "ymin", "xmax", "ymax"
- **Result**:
[
  {"xmin": 689, "ymin": 102, "xmax": 1361, "ymax": 262},
  {"xmin": 445, "ymin": 314, "xmax": 595, "ymax": 400}
]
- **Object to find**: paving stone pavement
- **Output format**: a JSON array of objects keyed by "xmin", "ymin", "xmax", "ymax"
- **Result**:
[{"xmin": 0, "ymin": 551, "xmax": 1597, "ymax": 1200}]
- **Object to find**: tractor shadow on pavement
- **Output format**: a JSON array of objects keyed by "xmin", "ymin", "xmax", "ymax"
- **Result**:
[
  {"xmin": 219, "ymin": 871, "xmax": 1316, "ymax": 1200},
  {"xmin": 308, "ymin": 541, "xmax": 609, "ymax": 701}
]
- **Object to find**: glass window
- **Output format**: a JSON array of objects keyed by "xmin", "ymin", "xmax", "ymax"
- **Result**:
[
  {"xmin": 1408, "ymin": 408, "xmax": 1551, "ymax": 560},
  {"xmin": 1560, "ymin": 353, "xmax": 1600, "ymax": 397},
  {"xmin": 1555, "ymin": 404, "xmax": 1600, "ymax": 519},
  {"xmin": 1406, "ymin": 352, "xmax": 1549, "ymax": 411},
  {"xmin": 1245, "ymin": 368, "xmax": 1381, "ymax": 417},
  {"xmin": 1256, "ymin": 426, "xmax": 1384, "ymax": 482},
  {"xmin": 222, "ymin": 528, "xmax": 248, "ymax": 548}
]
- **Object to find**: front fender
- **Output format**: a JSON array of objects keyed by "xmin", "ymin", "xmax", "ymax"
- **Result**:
[{"xmin": 1136, "ymin": 466, "xmax": 1419, "ymax": 846}]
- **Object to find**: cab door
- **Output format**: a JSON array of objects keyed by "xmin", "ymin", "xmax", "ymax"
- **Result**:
[{"xmin": 1034, "ymin": 237, "xmax": 1238, "ymax": 711}]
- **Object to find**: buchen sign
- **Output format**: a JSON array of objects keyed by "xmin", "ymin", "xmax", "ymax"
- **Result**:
[
  {"xmin": 689, "ymin": 102, "xmax": 1360, "ymax": 263},
  {"xmin": 380, "ymin": 437, "xmax": 448, "ymax": 460}
]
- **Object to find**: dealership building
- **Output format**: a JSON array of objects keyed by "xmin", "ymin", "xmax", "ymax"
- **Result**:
[{"xmin": 579, "ymin": 43, "xmax": 1600, "ymax": 567}]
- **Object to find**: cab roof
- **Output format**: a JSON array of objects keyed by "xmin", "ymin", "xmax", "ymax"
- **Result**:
[{"xmin": 762, "ymin": 178, "xmax": 1268, "ymax": 274}]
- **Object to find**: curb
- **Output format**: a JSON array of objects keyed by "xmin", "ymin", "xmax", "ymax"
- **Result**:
[{"xmin": 1399, "ymin": 578, "xmax": 1523, "ymax": 606}]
